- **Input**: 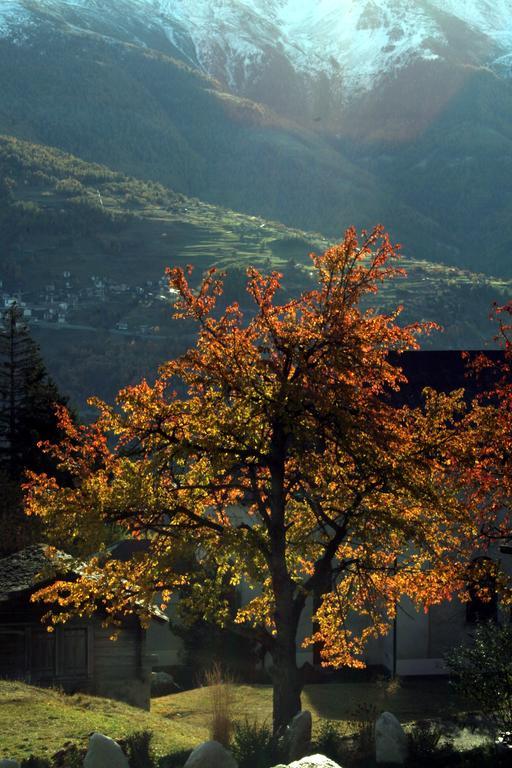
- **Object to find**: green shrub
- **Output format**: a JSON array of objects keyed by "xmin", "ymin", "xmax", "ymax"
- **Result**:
[
  {"xmin": 157, "ymin": 749, "xmax": 192, "ymax": 768},
  {"xmin": 434, "ymin": 743, "xmax": 511, "ymax": 768},
  {"xmin": 49, "ymin": 741, "xmax": 85, "ymax": 768},
  {"xmin": 20, "ymin": 757, "xmax": 52, "ymax": 768},
  {"xmin": 350, "ymin": 702, "xmax": 377, "ymax": 756},
  {"xmin": 231, "ymin": 717, "xmax": 275, "ymax": 768},
  {"xmin": 124, "ymin": 730, "xmax": 156, "ymax": 768},
  {"xmin": 445, "ymin": 622, "xmax": 512, "ymax": 727},
  {"xmin": 311, "ymin": 720, "xmax": 346, "ymax": 763},
  {"xmin": 406, "ymin": 720, "xmax": 448, "ymax": 766}
]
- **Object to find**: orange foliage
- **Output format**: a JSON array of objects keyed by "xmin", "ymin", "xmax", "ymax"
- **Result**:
[
  {"xmin": 456, "ymin": 303, "xmax": 512, "ymax": 548},
  {"xmin": 24, "ymin": 227, "xmax": 486, "ymax": 727}
]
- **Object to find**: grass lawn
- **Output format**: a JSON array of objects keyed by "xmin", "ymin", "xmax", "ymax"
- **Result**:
[
  {"xmin": 0, "ymin": 680, "xmax": 198, "ymax": 760},
  {"xmin": 0, "ymin": 678, "xmax": 467, "ymax": 761},
  {"xmin": 152, "ymin": 677, "xmax": 466, "ymax": 737}
]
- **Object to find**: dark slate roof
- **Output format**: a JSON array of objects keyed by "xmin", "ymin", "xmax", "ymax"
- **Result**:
[
  {"xmin": 0, "ymin": 543, "xmax": 168, "ymax": 621},
  {"xmin": 0, "ymin": 544, "xmax": 74, "ymax": 602}
]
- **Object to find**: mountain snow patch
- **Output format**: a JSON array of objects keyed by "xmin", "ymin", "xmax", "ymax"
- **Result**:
[{"xmin": 2, "ymin": 0, "xmax": 512, "ymax": 94}]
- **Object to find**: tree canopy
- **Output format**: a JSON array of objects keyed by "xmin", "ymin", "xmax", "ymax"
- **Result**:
[
  {"xmin": 26, "ymin": 227, "xmax": 483, "ymax": 733},
  {"xmin": 456, "ymin": 304, "xmax": 512, "ymax": 554}
]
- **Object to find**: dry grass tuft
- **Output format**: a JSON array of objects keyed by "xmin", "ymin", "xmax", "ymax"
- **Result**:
[{"xmin": 204, "ymin": 662, "xmax": 235, "ymax": 747}]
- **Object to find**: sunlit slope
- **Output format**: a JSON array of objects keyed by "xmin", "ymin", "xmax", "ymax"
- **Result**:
[
  {"xmin": 0, "ymin": 21, "xmax": 463, "ymax": 268},
  {"xmin": 0, "ymin": 134, "xmax": 323, "ymax": 287},
  {"xmin": 0, "ymin": 25, "xmax": 382, "ymax": 236},
  {"xmin": 0, "ymin": 679, "xmax": 198, "ymax": 760},
  {"xmin": 2, "ymin": 133, "xmax": 508, "ymax": 313},
  {"xmin": 2, "ymin": 2, "xmax": 512, "ymax": 279},
  {"xmin": 1, "ymin": 134, "xmax": 509, "ymax": 412}
]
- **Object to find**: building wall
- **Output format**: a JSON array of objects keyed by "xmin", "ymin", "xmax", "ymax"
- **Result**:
[
  {"xmin": 91, "ymin": 616, "xmax": 152, "ymax": 709},
  {"xmin": 385, "ymin": 542, "xmax": 512, "ymax": 676},
  {"xmin": 0, "ymin": 593, "xmax": 152, "ymax": 708},
  {"xmin": 145, "ymin": 513, "xmax": 512, "ymax": 678},
  {"xmin": 146, "ymin": 596, "xmax": 184, "ymax": 667}
]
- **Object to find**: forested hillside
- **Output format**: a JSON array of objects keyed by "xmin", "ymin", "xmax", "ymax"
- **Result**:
[
  {"xmin": 1, "ymin": 135, "xmax": 509, "ymax": 414},
  {"xmin": 0, "ymin": 24, "xmax": 480, "ymax": 272}
]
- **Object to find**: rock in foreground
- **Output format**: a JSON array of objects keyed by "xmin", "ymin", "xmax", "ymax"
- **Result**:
[
  {"xmin": 275, "ymin": 755, "xmax": 343, "ymax": 768},
  {"xmin": 375, "ymin": 712, "xmax": 408, "ymax": 765},
  {"xmin": 84, "ymin": 733, "xmax": 129, "ymax": 768},
  {"xmin": 287, "ymin": 711, "xmax": 313, "ymax": 762},
  {"xmin": 183, "ymin": 740, "xmax": 238, "ymax": 768}
]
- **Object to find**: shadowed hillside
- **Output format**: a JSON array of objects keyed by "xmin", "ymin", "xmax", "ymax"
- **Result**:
[{"xmin": 1, "ymin": 135, "xmax": 508, "ymax": 414}]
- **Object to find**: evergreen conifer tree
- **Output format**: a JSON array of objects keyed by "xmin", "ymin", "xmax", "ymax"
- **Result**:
[{"xmin": 0, "ymin": 304, "xmax": 67, "ymax": 554}]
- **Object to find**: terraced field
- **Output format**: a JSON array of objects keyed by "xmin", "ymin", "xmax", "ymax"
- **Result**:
[{"xmin": 1, "ymin": 135, "xmax": 509, "ymax": 412}]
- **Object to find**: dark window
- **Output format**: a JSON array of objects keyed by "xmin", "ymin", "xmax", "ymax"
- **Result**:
[{"xmin": 466, "ymin": 556, "xmax": 498, "ymax": 624}]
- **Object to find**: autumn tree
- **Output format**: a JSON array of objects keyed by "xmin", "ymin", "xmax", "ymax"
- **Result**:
[
  {"xmin": 26, "ymin": 227, "xmax": 481, "ymax": 733},
  {"xmin": 457, "ymin": 304, "xmax": 512, "ymax": 548}
]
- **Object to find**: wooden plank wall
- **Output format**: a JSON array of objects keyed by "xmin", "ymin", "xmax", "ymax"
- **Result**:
[
  {"xmin": 91, "ymin": 617, "xmax": 151, "ymax": 709},
  {"xmin": 1, "ymin": 594, "xmax": 152, "ymax": 708}
]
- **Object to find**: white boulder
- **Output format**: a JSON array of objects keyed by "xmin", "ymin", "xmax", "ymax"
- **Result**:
[
  {"xmin": 287, "ymin": 756, "xmax": 343, "ymax": 768},
  {"xmin": 183, "ymin": 740, "xmax": 238, "ymax": 768},
  {"xmin": 84, "ymin": 732, "xmax": 129, "ymax": 768},
  {"xmin": 375, "ymin": 712, "xmax": 408, "ymax": 765}
]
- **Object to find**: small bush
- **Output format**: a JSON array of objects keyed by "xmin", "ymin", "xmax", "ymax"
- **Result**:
[
  {"xmin": 445, "ymin": 622, "xmax": 512, "ymax": 727},
  {"xmin": 231, "ymin": 717, "xmax": 275, "ymax": 768},
  {"xmin": 157, "ymin": 749, "xmax": 192, "ymax": 768},
  {"xmin": 311, "ymin": 720, "xmax": 346, "ymax": 763},
  {"xmin": 20, "ymin": 757, "xmax": 52, "ymax": 768},
  {"xmin": 51, "ymin": 742, "xmax": 85, "ymax": 768},
  {"xmin": 431, "ymin": 743, "xmax": 511, "ymax": 768},
  {"xmin": 124, "ymin": 730, "xmax": 156, "ymax": 768},
  {"xmin": 204, "ymin": 662, "xmax": 235, "ymax": 748},
  {"xmin": 407, "ymin": 720, "xmax": 443, "ymax": 764},
  {"xmin": 351, "ymin": 702, "xmax": 377, "ymax": 756}
]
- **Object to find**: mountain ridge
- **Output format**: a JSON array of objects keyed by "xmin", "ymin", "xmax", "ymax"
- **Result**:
[
  {"xmin": 2, "ymin": 0, "xmax": 511, "ymax": 108},
  {"xmin": 2, "ymin": 20, "xmax": 472, "ymax": 269},
  {"xmin": 1, "ymin": 1, "xmax": 512, "ymax": 308},
  {"xmin": 3, "ymin": 0, "xmax": 512, "ymax": 149}
]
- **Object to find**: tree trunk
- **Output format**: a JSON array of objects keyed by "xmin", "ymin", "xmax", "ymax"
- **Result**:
[
  {"xmin": 270, "ymin": 632, "xmax": 303, "ymax": 736},
  {"xmin": 267, "ymin": 421, "xmax": 304, "ymax": 735}
]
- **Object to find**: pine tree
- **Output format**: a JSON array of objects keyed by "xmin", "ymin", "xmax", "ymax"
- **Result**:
[{"xmin": 0, "ymin": 304, "xmax": 67, "ymax": 554}]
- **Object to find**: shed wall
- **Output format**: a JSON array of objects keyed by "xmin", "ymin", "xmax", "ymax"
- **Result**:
[
  {"xmin": 91, "ymin": 617, "xmax": 151, "ymax": 709},
  {"xmin": 0, "ymin": 594, "xmax": 151, "ymax": 708}
]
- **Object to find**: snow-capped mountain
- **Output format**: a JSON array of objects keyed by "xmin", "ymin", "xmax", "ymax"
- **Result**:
[
  {"xmin": 165, "ymin": 0, "xmax": 512, "ymax": 94},
  {"xmin": 2, "ymin": 0, "xmax": 512, "ymax": 335},
  {"xmin": 2, "ymin": 0, "xmax": 511, "ymax": 103}
]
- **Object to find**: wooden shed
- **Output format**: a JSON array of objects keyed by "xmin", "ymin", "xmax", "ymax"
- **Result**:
[{"xmin": 0, "ymin": 544, "xmax": 165, "ymax": 709}]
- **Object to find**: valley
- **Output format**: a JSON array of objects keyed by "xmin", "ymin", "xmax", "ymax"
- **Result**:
[
  {"xmin": 1, "ymin": 11, "xmax": 512, "ymax": 278},
  {"xmin": 0, "ymin": 135, "xmax": 509, "ymax": 414},
  {"xmin": 0, "ymin": 0, "xmax": 511, "ymax": 412}
]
